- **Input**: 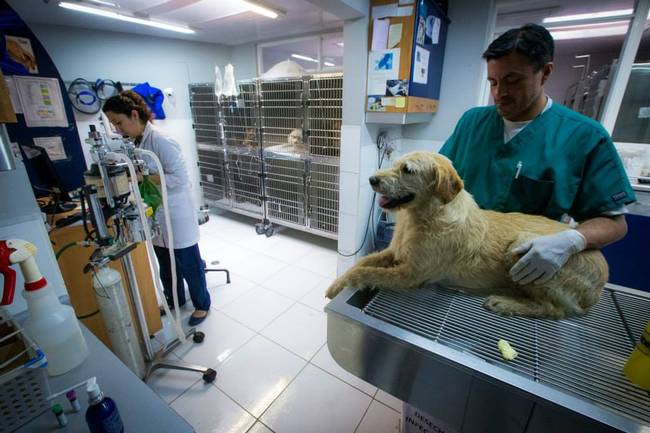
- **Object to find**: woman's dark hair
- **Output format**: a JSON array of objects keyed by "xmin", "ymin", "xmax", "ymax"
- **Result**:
[
  {"xmin": 102, "ymin": 90, "xmax": 152, "ymax": 124},
  {"xmin": 482, "ymin": 24, "xmax": 554, "ymax": 71}
]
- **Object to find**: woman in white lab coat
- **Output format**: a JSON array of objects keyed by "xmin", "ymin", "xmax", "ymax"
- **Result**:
[{"xmin": 103, "ymin": 91, "xmax": 211, "ymax": 326}]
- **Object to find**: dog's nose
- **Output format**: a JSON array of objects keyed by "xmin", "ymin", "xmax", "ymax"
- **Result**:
[{"xmin": 369, "ymin": 176, "xmax": 380, "ymax": 186}]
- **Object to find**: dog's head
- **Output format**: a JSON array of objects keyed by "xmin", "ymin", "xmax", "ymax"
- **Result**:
[
  {"xmin": 369, "ymin": 152, "xmax": 464, "ymax": 211},
  {"xmin": 288, "ymin": 128, "xmax": 303, "ymax": 145}
]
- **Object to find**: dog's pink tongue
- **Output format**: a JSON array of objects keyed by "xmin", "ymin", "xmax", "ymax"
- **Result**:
[{"xmin": 378, "ymin": 196, "xmax": 391, "ymax": 208}]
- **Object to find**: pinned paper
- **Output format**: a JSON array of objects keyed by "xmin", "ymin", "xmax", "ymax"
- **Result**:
[
  {"xmin": 398, "ymin": 0, "xmax": 414, "ymax": 4},
  {"xmin": 426, "ymin": 16, "xmax": 441, "ymax": 44},
  {"xmin": 367, "ymin": 49, "xmax": 401, "ymax": 95},
  {"xmin": 382, "ymin": 97, "xmax": 396, "ymax": 107},
  {"xmin": 395, "ymin": 97, "xmax": 406, "ymax": 108},
  {"xmin": 5, "ymin": 76, "xmax": 22, "ymax": 114},
  {"xmin": 372, "ymin": 3, "xmax": 398, "ymax": 19},
  {"xmin": 371, "ymin": 19, "xmax": 390, "ymax": 50},
  {"xmin": 416, "ymin": 16, "xmax": 425, "ymax": 45},
  {"xmin": 414, "ymin": 46, "xmax": 430, "ymax": 84},
  {"xmin": 388, "ymin": 24, "xmax": 403, "ymax": 48},
  {"xmin": 34, "ymin": 136, "xmax": 66, "ymax": 161},
  {"xmin": 15, "ymin": 76, "xmax": 68, "ymax": 128},
  {"xmin": 639, "ymin": 107, "xmax": 650, "ymax": 118},
  {"xmin": 397, "ymin": 6, "xmax": 413, "ymax": 16}
]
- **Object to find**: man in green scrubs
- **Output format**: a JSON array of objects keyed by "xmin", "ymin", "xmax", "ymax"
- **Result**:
[{"xmin": 440, "ymin": 23, "xmax": 635, "ymax": 285}]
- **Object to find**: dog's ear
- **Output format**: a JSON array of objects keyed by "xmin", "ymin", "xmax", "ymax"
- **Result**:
[{"xmin": 434, "ymin": 163, "xmax": 464, "ymax": 204}]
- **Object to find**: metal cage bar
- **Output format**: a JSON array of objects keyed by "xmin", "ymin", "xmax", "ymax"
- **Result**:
[
  {"xmin": 219, "ymin": 81, "xmax": 260, "ymax": 151},
  {"xmin": 264, "ymin": 151, "xmax": 308, "ymax": 226},
  {"xmin": 308, "ymin": 74, "xmax": 343, "ymax": 158},
  {"xmin": 226, "ymin": 147, "xmax": 264, "ymax": 216},
  {"xmin": 307, "ymin": 157, "xmax": 339, "ymax": 235},
  {"xmin": 260, "ymin": 78, "xmax": 306, "ymax": 150},
  {"xmin": 189, "ymin": 84, "xmax": 221, "ymax": 146}
]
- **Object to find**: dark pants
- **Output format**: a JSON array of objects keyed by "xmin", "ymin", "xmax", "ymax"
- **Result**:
[{"xmin": 153, "ymin": 244, "xmax": 211, "ymax": 311}]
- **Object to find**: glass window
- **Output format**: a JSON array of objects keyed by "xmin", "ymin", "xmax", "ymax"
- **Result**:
[
  {"xmin": 261, "ymin": 37, "xmax": 320, "ymax": 74},
  {"xmin": 321, "ymin": 34, "xmax": 343, "ymax": 70},
  {"xmin": 259, "ymin": 33, "xmax": 343, "ymax": 76},
  {"xmin": 612, "ymin": 28, "xmax": 650, "ymax": 144}
]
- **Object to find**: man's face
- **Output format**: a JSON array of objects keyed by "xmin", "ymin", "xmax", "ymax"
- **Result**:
[{"xmin": 487, "ymin": 51, "xmax": 552, "ymax": 121}]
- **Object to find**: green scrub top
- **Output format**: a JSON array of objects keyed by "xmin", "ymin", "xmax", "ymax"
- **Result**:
[{"xmin": 440, "ymin": 103, "xmax": 636, "ymax": 221}]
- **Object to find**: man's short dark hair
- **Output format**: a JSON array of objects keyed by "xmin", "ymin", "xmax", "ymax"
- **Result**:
[{"xmin": 482, "ymin": 23, "xmax": 554, "ymax": 70}]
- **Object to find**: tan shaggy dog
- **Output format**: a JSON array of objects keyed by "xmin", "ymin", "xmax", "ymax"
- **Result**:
[{"xmin": 326, "ymin": 151, "xmax": 608, "ymax": 319}]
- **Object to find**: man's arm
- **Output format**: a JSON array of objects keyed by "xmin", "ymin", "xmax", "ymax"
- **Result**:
[{"xmin": 576, "ymin": 215, "xmax": 627, "ymax": 249}]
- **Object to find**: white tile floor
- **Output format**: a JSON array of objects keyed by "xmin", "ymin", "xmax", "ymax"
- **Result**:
[{"xmin": 147, "ymin": 210, "xmax": 401, "ymax": 433}]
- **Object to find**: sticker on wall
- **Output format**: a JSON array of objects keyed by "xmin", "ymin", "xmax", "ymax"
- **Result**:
[
  {"xmin": 367, "ymin": 49, "xmax": 400, "ymax": 95},
  {"xmin": 413, "ymin": 46, "xmax": 430, "ymax": 85},
  {"xmin": 416, "ymin": 16, "xmax": 426, "ymax": 45},
  {"xmin": 386, "ymin": 79, "xmax": 408, "ymax": 97},
  {"xmin": 426, "ymin": 16, "xmax": 441, "ymax": 45},
  {"xmin": 5, "ymin": 36, "xmax": 38, "ymax": 74},
  {"xmin": 368, "ymin": 96, "xmax": 386, "ymax": 112}
]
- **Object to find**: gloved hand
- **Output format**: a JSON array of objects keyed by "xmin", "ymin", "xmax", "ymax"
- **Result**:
[{"xmin": 510, "ymin": 230, "xmax": 587, "ymax": 285}]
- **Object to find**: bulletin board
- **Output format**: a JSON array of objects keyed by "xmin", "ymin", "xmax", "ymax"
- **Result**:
[
  {"xmin": 366, "ymin": 0, "xmax": 449, "ymax": 115},
  {"xmin": 0, "ymin": 0, "xmax": 86, "ymax": 196}
]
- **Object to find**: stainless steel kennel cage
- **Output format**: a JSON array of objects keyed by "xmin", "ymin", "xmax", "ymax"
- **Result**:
[{"xmin": 189, "ymin": 73, "xmax": 342, "ymax": 239}]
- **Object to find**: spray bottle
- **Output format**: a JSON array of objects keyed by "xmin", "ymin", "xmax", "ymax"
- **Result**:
[
  {"xmin": 85, "ymin": 377, "xmax": 124, "ymax": 433},
  {"xmin": 624, "ymin": 321, "xmax": 650, "ymax": 390},
  {"xmin": 0, "ymin": 239, "xmax": 88, "ymax": 375}
]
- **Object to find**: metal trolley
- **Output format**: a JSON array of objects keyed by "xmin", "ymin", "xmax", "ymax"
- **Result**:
[{"xmin": 189, "ymin": 73, "xmax": 342, "ymax": 240}]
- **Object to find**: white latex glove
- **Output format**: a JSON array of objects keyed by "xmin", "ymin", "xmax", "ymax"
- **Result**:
[{"xmin": 510, "ymin": 230, "xmax": 587, "ymax": 285}]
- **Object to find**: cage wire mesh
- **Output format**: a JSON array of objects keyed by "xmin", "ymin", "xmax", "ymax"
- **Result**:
[
  {"xmin": 260, "ymin": 78, "xmax": 306, "ymax": 152},
  {"xmin": 264, "ymin": 151, "xmax": 308, "ymax": 226},
  {"xmin": 308, "ymin": 74, "xmax": 343, "ymax": 158},
  {"xmin": 308, "ymin": 157, "xmax": 340, "ymax": 236},
  {"xmin": 226, "ymin": 147, "xmax": 264, "ymax": 216},
  {"xmin": 190, "ymin": 74, "xmax": 341, "ymax": 237},
  {"xmin": 220, "ymin": 81, "xmax": 260, "ymax": 150},
  {"xmin": 197, "ymin": 145, "xmax": 229, "ymax": 207},
  {"xmin": 189, "ymin": 84, "xmax": 221, "ymax": 145}
]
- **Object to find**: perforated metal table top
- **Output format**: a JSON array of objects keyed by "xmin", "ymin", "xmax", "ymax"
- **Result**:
[{"xmin": 362, "ymin": 286, "xmax": 650, "ymax": 426}]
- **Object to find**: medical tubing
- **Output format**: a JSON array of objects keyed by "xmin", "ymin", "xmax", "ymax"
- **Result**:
[
  {"xmin": 134, "ymin": 149, "xmax": 183, "ymax": 333},
  {"xmin": 106, "ymin": 152, "xmax": 184, "ymax": 342}
]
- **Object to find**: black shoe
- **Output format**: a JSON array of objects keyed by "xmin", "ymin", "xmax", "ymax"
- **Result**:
[{"xmin": 188, "ymin": 310, "xmax": 209, "ymax": 326}]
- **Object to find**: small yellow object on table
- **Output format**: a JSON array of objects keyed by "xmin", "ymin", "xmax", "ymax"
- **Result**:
[{"xmin": 497, "ymin": 339, "xmax": 518, "ymax": 361}]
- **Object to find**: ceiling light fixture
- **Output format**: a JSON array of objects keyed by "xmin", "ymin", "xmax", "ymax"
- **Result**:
[
  {"xmin": 58, "ymin": 2, "xmax": 195, "ymax": 34},
  {"xmin": 336, "ymin": 42, "xmax": 344, "ymax": 47},
  {"xmin": 238, "ymin": 0, "xmax": 280, "ymax": 19},
  {"xmin": 550, "ymin": 23, "xmax": 629, "ymax": 40},
  {"xmin": 86, "ymin": 0, "xmax": 119, "ymax": 7},
  {"xmin": 324, "ymin": 62, "xmax": 335, "ymax": 67},
  {"xmin": 291, "ymin": 54, "xmax": 319, "ymax": 63},
  {"xmin": 543, "ymin": 8, "xmax": 633, "ymax": 23}
]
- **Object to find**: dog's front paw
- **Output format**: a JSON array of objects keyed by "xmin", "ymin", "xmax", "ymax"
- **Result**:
[
  {"xmin": 483, "ymin": 296, "xmax": 518, "ymax": 317},
  {"xmin": 325, "ymin": 279, "xmax": 347, "ymax": 299}
]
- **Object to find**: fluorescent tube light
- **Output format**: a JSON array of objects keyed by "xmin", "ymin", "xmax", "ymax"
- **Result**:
[
  {"xmin": 324, "ymin": 62, "xmax": 335, "ymax": 67},
  {"xmin": 239, "ymin": 0, "xmax": 279, "ymax": 19},
  {"xmin": 543, "ymin": 8, "xmax": 633, "ymax": 23},
  {"xmin": 336, "ymin": 42, "xmax": 344, "ymax": 47},
  {"xmin": 550, "ymin": 23, "xmax": 629, "ymax": 40},
  {"xmin": 291, "ymin": 54, "xmax": 319, "ymax": 63},
  {"xmin": 58, "ymin": 2, "xmax": 195, "ymax": 34},
  {"xmin": 86, "ymin": 0, "xmax": 118, "ymax": 7}
]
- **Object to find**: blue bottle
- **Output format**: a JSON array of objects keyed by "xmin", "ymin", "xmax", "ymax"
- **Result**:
[{"xmin": 85, "ymin": 377, "xmax": 124, "ymax": 433}]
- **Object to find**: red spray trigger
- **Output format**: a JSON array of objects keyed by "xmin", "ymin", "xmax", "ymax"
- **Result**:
[{"xmin": 0, "ymin": 241, "xmax": 17, "ymax": 306}]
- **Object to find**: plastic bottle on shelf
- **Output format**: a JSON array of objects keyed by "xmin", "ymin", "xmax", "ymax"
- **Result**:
[{"xmin": 85, "ymin": 377, "xmax": 124, "ymax": 433}]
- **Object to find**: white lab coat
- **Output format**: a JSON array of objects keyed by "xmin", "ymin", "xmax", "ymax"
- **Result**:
[{"xmin": 139, "ymin": 123, "xmax": 199, "ymax": 249}]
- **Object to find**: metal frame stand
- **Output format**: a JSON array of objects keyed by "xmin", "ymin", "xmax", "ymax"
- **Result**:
[{"xmin": 121, "ymin": 253, "xmax": 218, "ymax": 384}]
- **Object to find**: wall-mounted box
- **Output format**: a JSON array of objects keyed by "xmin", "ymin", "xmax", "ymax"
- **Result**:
[{"xmin": 365, "ymin": 0, "xmax": 449, "ymax": 124}]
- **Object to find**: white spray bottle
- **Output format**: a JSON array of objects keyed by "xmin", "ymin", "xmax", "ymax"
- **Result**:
[{"xmin": 0, "ymin": 239, "xmax": 88, "ymax": 375}]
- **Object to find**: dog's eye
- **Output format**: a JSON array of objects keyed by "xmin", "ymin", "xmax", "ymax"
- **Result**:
[{"xmin": 402, "ymin": 165, "xmax": 413, "ymax": 174}]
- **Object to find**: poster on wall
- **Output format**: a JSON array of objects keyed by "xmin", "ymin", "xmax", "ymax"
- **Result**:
[
  {"xmin": 425, "ymin": 16, "xmax": 441, "ymax": 44},
  {"xmin": 14, "ymin": 76, "xmax": 68, "ymax": 128},
  {"xmin": 5, "ymin": 36, "xmax": 38, "ymax": 73},
  {"xmin": 367, "ymin": 49, "xmax": 401, "ymax": 96}
]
